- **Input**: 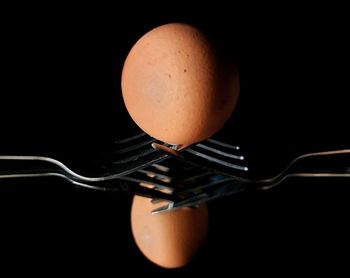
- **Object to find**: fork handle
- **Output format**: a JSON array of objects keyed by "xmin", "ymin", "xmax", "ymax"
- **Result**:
[
  {"xmin": 286, "ymin": 149, "xmax": 350, "ymax": 175},
  {"xmin": 0, "ymin": 155, "xmax": 61, "ymax": 178},
  {"xmin": 0, "ymin": 155, "xmax": 88, "ymax": 185},
  {"xmin": 256, "ymin": 149, "xmax": 350, "ymax": 191}
]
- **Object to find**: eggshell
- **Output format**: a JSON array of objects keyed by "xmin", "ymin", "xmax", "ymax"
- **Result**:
[
  {"xmin": 121, "ymin": 23, "xmax": 239, "ymax": 145},
  {"xmin": 130, "ymin": 195, "xmax": 208, "ymax": 268}
]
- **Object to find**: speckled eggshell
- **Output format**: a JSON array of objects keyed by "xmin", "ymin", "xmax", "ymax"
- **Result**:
[{"xmin": 122, "ymin": 23, "xmax": 239, "ymax": 145}]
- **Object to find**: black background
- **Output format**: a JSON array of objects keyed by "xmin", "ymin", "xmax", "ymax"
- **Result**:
[{"xmin": 0, "ymin": 5, "xmax": 349, "ymax": 275}]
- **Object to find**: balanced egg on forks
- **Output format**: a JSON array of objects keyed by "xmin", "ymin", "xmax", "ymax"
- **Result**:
[{"xmin": 121, "ymin": 23, "xmax": 240, "ymax": 268}]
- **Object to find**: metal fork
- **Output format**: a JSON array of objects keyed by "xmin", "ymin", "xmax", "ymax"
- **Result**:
[
  {"xmin": 1, "ymin": 132, "xmax": 349, "ymax": 213},
  {"xmin": 0, "ymin": 133, "xmax": 176, "ymax": 201},
  {"xmin": 0, "ymin": 132, "xmax": 251, "ymax": 207},
  {"xmin": 150, "ymin": 142, "xmax": 350, "ymax": 212}
]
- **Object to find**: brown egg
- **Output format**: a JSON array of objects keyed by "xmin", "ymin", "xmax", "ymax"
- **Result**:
[
  {"xmin": 121, "ymin": 23, "xmax": 239, "ymax": 146},
  {"xmin": 130, "ymin": 195, "xmax": 208, "ymax": 268}
]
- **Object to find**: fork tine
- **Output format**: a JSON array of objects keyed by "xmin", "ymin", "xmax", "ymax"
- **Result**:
[
  {"xmin": 185, "ymin": 148, "xmax": 248, "ymax": 171},
  {"xmin": 107, "ymin": 150, "xmax": 170, "ymax": 177},
  {"xmin": 191, "ymin": 139, "xmax": 245, "ymax": 159},
  {"xmin": 152, "ymin": 142, "xmax": 248, "ymax": 175},
  {"xmin": 152, "ymin": 177, "xmax": 246, "ymax": 214},
  {"xmin": 206, "ymin": 138, "xmax": 240, "ymax": 150},
  {"xmin": 112, "ymin": 147, "xmax": 158, "ymax": 165},
  {"xmin": 176, "ymin": 175, "xmax": 234, "ymax": 196},
  {"xmin": 122, "ymin": 172, "xmax": 175, "ymax": 192},
  {"xmin": 115, "ymin": 137, "xmax": 156, "ymax": 154},
  {"xmin": 180, "ymin": 169, "xmax": 211, "ymax": 182},
  {"xmin": 151, "ymin": 163, "xmax": 171, "ymax": 173},
  {"xmin": 137, "ymin": 169, "xmax": 172, "ymax": 183},
  {"xmin": 109, "ymin": 133, "xmax": 162, "ymax": 166},
  {"xmin": 134, "ymin": 186, "xmax": 176, "ymax": 201},
  {"xmin": 185, "ymin": 138, "xmax": 249, "ymax": 172},
  {"xmin": 114, "ymin": 132, "xmax": 148, "ymax": 144},
  {"xmin": 195, "ymin": 143, "xmax": 244, "ymax": 160}
]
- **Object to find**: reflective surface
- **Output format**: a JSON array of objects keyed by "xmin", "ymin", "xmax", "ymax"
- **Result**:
[{"xmin": 1, "ymin": 7, "xmax": 349, "ymax": 274}]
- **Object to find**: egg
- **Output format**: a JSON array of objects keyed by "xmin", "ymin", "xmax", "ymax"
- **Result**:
[
  {"xmin": 131, "ymin": 195, "xmax": 208, "ymax": 268},
  {"xmin": 121, "ymin": 23, "xmax": 239, "ymax": 146}
]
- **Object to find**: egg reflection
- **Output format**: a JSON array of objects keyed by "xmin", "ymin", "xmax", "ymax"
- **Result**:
[{"xmin": 131, "ymin": 195, "xmax": 208, "ymax": 268}]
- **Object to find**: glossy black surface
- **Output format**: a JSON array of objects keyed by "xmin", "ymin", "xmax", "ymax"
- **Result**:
[{"xmin": 1, "ymin": 7, "xmax": 349, "ymax": 275}]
